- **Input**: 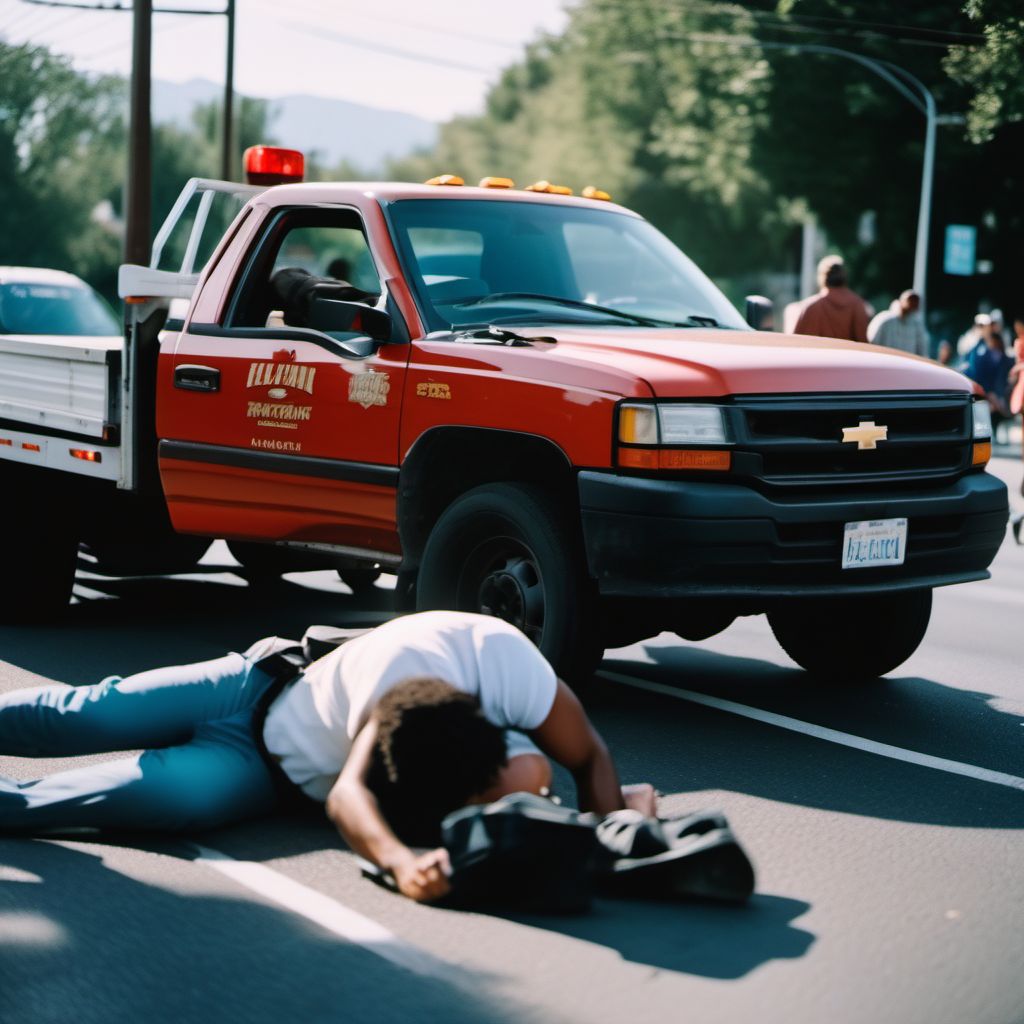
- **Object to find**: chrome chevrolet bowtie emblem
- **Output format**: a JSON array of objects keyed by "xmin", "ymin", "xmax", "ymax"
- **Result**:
[{"xmin": 842, "ymin": 420, "xmax": 888, "ymax": 450}]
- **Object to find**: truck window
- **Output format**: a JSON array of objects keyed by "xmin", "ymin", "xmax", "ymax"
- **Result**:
[
  {"xmin": 561, "ymin": 221, "xmax": 719, "ymax": 319},
  {"xmin": 227, "ymin": 208, "xmax": 381, "ymax": 330},
  {"xmin": 387, "ymin": 198, "xmax": 747, "ymax": 333}
]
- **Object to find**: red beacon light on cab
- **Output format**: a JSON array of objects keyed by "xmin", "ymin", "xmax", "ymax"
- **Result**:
[{"xmin": 243, "ymin": 145, "xmax": 305, "ymax": 185}]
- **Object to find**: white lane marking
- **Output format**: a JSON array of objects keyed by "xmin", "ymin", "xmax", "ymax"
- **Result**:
[
  {"xmin": 189, "ymin": 844, "xmax": 458, "ymax": 981},
  {"xmin": 599, "ymin": 670, "xmax": 1024, "ymax": 793}
]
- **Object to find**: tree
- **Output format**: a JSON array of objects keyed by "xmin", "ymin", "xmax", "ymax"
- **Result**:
[
  {"xmin": 0, "ymin": 42, "xmax": 123, "ymax": 291},
  {"xmin": 389, "ymin": 1, "xmax": 793, "ymax": 299},
  {"xmin": 945, "ymin": 0, "xmax": 1024, "ymax": 142}
]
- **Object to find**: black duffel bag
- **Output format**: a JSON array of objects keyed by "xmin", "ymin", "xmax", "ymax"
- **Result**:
[{"xmin": 440, "ymin": 792, "xmax": 602, "ymax": 914}]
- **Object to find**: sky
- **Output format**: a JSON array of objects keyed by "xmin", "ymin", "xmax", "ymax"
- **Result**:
[{"xmin": 0, "ymin": 0, "xmax": 571, "ymax": 121}]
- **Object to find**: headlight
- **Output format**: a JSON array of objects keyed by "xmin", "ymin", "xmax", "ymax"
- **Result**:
[
  {"xmin": 617, "ymin": 402, "xmax": 732, "ymax": 472},
  {"xmin": 971, "ymin": 400, "xmax": 992, "ymax": 440},
  {"xmin": 618, "ymin": 403, "xmax": 730, "ymax": 445},
  {"xmin": 658, "ymin": 405, "xmax": 730, "ymax": 444}
]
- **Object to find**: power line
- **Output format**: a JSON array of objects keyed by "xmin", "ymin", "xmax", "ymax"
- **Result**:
[
  {"xmin": 1, "ymin": 3, "xmax": 58, "ymax": 33},
  {"xmin": 276, "ymin": 18, "xmax": 494, "ymax": 74},
  {"xmin": 76, "ymin": 9, "xmax": 200, "ymax": 60},
  {"xmin": 17, "ymin": 0, "xmax": 225, "ymax": 13},
  {"xmin": 591, "ymin": 0, "xmax": 983, "ymax": 52},
  {"xmin": 42, "ymin": 9, "xmax": 124, "ymax": 47},
  {"xmin": 275, "ymin": 0, "xmax": 521, "ymax": 51}
]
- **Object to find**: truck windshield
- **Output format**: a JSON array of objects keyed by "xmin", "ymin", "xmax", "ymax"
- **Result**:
[
  {"xmin": 0, "ymin": 282, "xmax": 120, "ymax": 336},
  {"xmin": 386, "ymin": 198, "xmax": 747, "ymax": 333}
]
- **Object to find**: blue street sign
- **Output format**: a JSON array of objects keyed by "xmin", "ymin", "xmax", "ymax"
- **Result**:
[{"xmin": 944, "ymin": 224, "xmax": 976, "ymax": 276}]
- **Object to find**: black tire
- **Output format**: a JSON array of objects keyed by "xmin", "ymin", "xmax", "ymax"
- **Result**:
[
  {"xmin": 227, "ymin": 540, "xmax": 293, "ymax": 583},
  {"xmin": 337, "ymin": 566, "xmax": 382, "ymax": 594},
  {"xmin": 416, "ymin": 482, "xmax": 603, "ymax": 684},
  {"xmin": 0, "ymin": 471, "xmax": 78, "ymax": 620},
  {"xmin": 768, "ymin": 589, "xmax": 933, "ymax": 680},
  {"xmin": 84, "ymin": 535, "xmax": 210, "ymax": 576}
]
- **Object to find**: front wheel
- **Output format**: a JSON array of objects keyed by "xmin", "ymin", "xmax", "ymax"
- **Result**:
[
  {"xmin": 416, "ymin": 482, "xmax": 603, "ymax": 684},
  {"xmin": 768, "ymin": 589, "xmax": 933, "ymax": 681}
]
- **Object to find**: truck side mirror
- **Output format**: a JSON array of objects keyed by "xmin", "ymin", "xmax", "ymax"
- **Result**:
[
  {"xmin": 307, "ymin": 297, "xmax": 393, "ymax": 342},
  {"xmin": 745, "ymin": 295, "xmax": 774, "ymax": 331}
]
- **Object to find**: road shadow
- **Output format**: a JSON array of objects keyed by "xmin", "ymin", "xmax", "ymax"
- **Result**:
[
  {"xmin": 508, "ymin": 893, "xmax": 813, "ymax": 979},
  {"xmin": 12, "ymin": 817, "xmax": 815, "ymax": 984},
  {"xmin": 588, "ymin": 645, "xmax": 1024, "ymax": 829},
  {"xmin": 0, "ymin": 570, "xmax": 398, "ymax": 684},
  {"xmin": 0, "ymin": 838, "xmax": 514, "ymax": 1024}
]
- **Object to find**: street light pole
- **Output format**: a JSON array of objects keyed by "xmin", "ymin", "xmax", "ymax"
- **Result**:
[
  {"xmin": 768, "ymin": 44, "xmax": 938, "ymax": 314},
  {"xmin": 680, "ymin": 34, "xmax": 939, "ymax": 313},
  {"xmin": 912, "ymin": 84, "xmax": 937, "ymax": 302}
]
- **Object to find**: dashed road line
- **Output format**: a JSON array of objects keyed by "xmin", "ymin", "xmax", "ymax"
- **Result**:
[
  {"xmin": 190, "ymin": 844, "xmax": 461, "ymax": 981},
  {"xmin": 599, "ymin": 670, "xmax": 1024, "ymax": 793}
]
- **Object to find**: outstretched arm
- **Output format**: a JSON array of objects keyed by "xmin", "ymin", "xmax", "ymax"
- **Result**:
[
  {"xmin": 529, "ymin": 680, "xmax": 648, "ymax": 816},
  {"xmin": 326, "ymin": 720, "xmax": 451, "ymax": 902}
]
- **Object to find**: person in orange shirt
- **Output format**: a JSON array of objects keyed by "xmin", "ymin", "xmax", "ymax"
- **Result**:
[{"xmin": 792, "ymin": 255, "xmax": 871, "ymax": 343}]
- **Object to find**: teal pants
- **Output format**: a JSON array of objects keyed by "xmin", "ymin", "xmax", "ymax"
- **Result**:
[{"xmin": 0, "ymin": 653, "xmax": 283, "ymax": 833}]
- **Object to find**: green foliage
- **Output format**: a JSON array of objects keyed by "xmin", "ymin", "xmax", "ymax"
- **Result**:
[
  {"xmin": 0, "ymin": 39, "xmax": 272, "ymax": 301},
  {"xmin": 0, "ymin": 42, "xmax": 123, "ymax": 294},
  {"xmin": 945, "ymin": 0, "xmax": 1024, "ymax": 141},
  {"xmin": 390, "ymin": 0, "xmax": 1017, "ymax": 326},
  {"xmin": 388, "ymin": 1, "xmax": 791, "ymax": 283}
]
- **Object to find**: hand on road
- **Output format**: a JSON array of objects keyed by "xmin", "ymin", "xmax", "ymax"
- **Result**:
[
  {"xmin": 392, "ymin": 848, "xmax": 452, "ymax": 903},
  {"xmin": 621, "ymin": 782, "xmax": 659, "ymax": 817}
]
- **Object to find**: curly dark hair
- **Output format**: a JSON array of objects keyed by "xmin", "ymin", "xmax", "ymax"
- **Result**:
[{"xmin": 365, "ymin": 677, "xmax": 508, "ymax": 846}]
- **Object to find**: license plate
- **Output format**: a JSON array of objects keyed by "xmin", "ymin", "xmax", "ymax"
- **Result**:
[{"xmin": 841, "ymin": 518, "xmax": 907, "ymax": 569}]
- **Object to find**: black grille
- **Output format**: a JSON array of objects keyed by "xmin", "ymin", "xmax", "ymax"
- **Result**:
[{"xmin": 731, "ymin": 392, "xmax": 973, "ymax": 488}]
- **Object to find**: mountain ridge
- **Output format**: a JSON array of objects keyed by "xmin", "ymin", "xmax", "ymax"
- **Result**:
[{"xmin": 152, "ymin": 78, "xmax": 438, "ymax": 171}]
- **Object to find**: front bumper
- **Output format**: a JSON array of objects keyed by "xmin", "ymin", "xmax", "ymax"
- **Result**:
[{"xmin": 579, "ymin": 470, "xmax": 1009, "ymax": 599}]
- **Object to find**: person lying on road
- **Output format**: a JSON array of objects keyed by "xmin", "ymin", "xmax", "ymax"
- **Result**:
[{"xmin": 0, "ymin": 611, "xmax": 656, "ymax": 902}]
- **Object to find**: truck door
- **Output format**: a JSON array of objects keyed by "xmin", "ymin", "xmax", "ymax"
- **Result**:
[{"xmin": 158, "ymin": 205, "xmax": 409, "ymax": 558}]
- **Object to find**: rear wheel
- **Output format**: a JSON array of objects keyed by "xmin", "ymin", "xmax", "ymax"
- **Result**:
[
  {"xmin": 416, "ymin": 482, "xmax": 603, "ymax": 685},
  {"xmin": 0, "ymin": 469, "xmax": 78, "ymax": 620},
  {"xmin": 768, "ymin": 589, "xmax": 932, "ymax": 680}
]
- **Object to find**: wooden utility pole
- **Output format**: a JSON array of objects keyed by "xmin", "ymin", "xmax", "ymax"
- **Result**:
[
  {"xmin": 220, "ymin": 0, "xmax": 235, "ymax": 181},
  {"xmin": 125, "ymin": 0, "xmax": 152, "ymax": 266}
]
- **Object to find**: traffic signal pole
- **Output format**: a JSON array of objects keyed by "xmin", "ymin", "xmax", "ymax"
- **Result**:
[{"xmin": 125, "ymin": 0, "xmax": 152, "ymax": 267}]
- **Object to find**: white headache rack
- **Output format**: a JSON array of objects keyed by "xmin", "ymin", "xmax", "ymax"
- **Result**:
[{"xmin": 119, "ymin": 177, "xmax": 263, "ymax": 302}]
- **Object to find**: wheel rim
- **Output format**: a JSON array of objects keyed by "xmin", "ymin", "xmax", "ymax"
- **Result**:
[{"xmin": 458, "ymin": 537, "xmax": 546, "ymax": 644}]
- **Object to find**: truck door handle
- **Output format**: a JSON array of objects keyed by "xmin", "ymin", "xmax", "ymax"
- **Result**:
[{"xmin": 174, "ymin": 364, "xmax": 221, "ymax": 393}]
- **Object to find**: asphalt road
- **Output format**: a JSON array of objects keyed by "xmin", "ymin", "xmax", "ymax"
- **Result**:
[{"xmin": 2, "ymin": 459, "xmax": 1022, "ymax": 1024}]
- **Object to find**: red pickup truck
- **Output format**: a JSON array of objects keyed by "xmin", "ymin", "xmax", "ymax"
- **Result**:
[{"xmin": 0, "ymin": 148, "xmax": 1008, "ymax": 682}]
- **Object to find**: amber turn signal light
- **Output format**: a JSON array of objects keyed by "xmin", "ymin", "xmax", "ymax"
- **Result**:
[
  {"xmin": 618, "ymin": 448, "xmax": 732, "ymax": 471},
  {"xmin": 971, "ymin": 441, "xmax": 991, "ymax": 466}
]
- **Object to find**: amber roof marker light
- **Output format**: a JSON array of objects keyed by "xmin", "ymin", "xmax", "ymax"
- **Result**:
[
  {"xmin": 425, "ymin": 174, "xmax": 465, "ymax": 186},
  {"xmin": 582, "ymin": 185, "xmax": 612, "ymax": 201},
  {"xmin": 524, "ymin": 180, "xmax": 573, "ymax": 195},
  {"xmin": 479, "ymin": 177, "xmax": 515, "ymax": 189}
]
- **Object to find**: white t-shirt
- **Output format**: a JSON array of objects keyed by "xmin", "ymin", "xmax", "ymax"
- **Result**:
[{"xmin": 259, "ymin": 611, "xmax": 558, "ymax": 801}]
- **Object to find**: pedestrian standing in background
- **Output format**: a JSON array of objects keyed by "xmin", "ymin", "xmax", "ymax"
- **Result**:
[
  {"xmin": 964, "ymin": 321, "xmax": 1014, "ymax": 422},
  {"xmin": 1009, "ymin": 316, "xmax": 1024, "ymax": 544},
  {"xmin": 867, "ymin": 290, "xmax": 929, "ymax": 356},
  {"xmin": 937, "ymin": 340, "xmax": 955, "ymax": 366},
  {"xmin": 792, "ymin": 256, "xmax": 870, "ymax": 343}
]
